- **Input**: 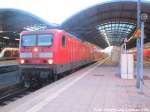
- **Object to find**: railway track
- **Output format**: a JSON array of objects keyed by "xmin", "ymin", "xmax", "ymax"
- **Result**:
[
  {"xmin": 0, "ymin": 87, "xmax": 29, "ymax": 106},
  {"xmin": 0, "ymin": 80, "xmax": 58, "ymax": 107},
  {"xmin": 0, "ymin": 58, "xmax": 109, "ymax": 107}
]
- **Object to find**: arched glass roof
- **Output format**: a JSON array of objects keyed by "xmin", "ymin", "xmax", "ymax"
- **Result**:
[
  {"xmin": 97, "ymin": 22, "xmax": 136, "ymax": 46},
  {"xmin": 62, "ymin": 1, "xmax": 150, "ymax": 48},
  {"xmin": 0, "ymin": 1, "xmax": 150, "ymax": 49}
]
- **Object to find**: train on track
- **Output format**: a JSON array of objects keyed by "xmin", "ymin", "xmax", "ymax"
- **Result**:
[
  {"xmin": 0, "ymin": 47, "xmax": 19, "ymax": 60},
  {"xmin": 131, "ymin": 49, "xmax": 150, "ymax": 61},
  {"xmin": 18, "ymin": 29, "xmax": 102, "ymax": 88}
]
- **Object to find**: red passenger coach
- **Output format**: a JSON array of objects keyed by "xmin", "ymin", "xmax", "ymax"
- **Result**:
[{"xmin": 19, "ymin": 29, "xmax": 99, "ymax": 87}]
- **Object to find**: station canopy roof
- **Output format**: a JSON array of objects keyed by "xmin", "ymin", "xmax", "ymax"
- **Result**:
[
  {"xmin": 62, "ymin": 0, "xmax": 150, "ymax": 49},
  {"xmin": 0, "ymin": 8, "xmax": 56, "ymax": 40},
  {"xmin": 0, "ymin": 1, "xmax": 150, "ymax": 49}
]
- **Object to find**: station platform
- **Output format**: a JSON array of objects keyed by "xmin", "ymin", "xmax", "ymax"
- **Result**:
[
  {"xmin": 0, "ymin": 61, "xmax": 150, "ymax": 112},
  {"xmin": 0, "ymin": 60, "xmax": 18, "ymax": 65},
  {"xmin": 0, "ymin": 64, "xmax": 19, "ymax": 91}
]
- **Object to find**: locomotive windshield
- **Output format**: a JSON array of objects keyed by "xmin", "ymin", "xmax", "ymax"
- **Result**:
[
  {"xmin": 21, "ymin": 34, "xmax": 53, "ymax": 47},
  {"xmin": 37, "ymin": 34, "xmax": 53, "ymax": 46},
  {"xmin": 22, "ymin": 35, "xmax": 36, "ymax": 46}
]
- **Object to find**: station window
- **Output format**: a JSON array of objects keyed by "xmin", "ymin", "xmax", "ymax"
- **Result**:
[{"xmin": 62, "ymin": 35, "xmax": 67, "ymax": 47}]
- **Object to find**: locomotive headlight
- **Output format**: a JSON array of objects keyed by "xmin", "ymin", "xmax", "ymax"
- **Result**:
[
  {"xmin": 34, "ymin": 48, "xmax": 38, "ymax": 52},
  {"xmin": 20, "ymin": 59, "xmax": 25, "ymax": 64},
  {"xmin": 48, "ymin": 59, "xmax": 53, "ymax": 64},
  {"xmin": 39, "ymin": 52, "xmax": 53, "ymax": 58}
]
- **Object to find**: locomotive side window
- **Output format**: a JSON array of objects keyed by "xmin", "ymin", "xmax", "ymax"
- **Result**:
[
  {"xmin": 38, "ymin": 34, "xmax": 53, "ymax": 46},
  {"xmin": 62, "ymin": 35, "xmax": 67, "ymax": 47}
]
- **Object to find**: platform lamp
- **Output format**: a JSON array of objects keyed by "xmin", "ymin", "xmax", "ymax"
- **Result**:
[
  {"xmin": 139, "ymin": 13, "xmax": 148, "ymax": 92},
  {"xmin": 136, "ymin": 0, "xmax": 141, "ymax": 93},
  {"xmin": 136, "ymin": 7, "xmax": 148, "ymax": 93}
]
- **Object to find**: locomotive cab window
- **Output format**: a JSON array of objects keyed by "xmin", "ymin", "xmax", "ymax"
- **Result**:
[
  {"xmin": 21, "ymin": 35, "xmax": 36, "ymax": 46},
  {"xmin": 62, "ymin": 35, "xmax": 67, "ymax": 47},
  {"xmin": 21, "ymin": 34, "xmax": 53, "ymax": 47},
  {"xmin": 38, "ymin": 34, "xmax": 53, "ymax": 46}
]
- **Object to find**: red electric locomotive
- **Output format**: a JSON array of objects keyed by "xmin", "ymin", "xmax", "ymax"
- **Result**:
[{"xmin": 19, "ymin": 29, "xmax": 98, "ymax": 87}]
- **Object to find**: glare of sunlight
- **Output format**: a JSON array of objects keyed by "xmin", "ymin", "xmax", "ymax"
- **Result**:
[
  {"xmin": 0, "ymin": 0, "xmax": 111, "ymax": 24},
  {"xmin": 103, "ymin": 46, "xmax": 113, "ymax": 55}
]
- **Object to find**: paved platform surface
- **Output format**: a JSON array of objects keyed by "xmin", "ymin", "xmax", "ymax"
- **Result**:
[
  {"xmin": 0, "ymin": 60, "xmax": 18, "ymax": 65},
  {"xmin": 0, "ymin": 62, "xmax": 150, "ymax": 112}
]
